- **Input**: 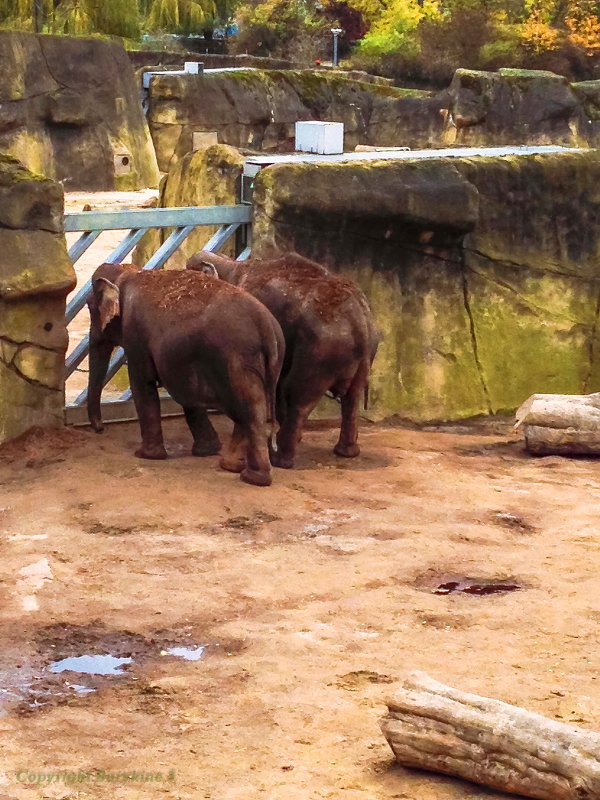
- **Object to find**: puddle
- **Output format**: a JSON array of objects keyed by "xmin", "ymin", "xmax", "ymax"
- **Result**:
[
  {"xmin": 49, "ymin": 654, "xmax": 133, "ymax": 675},
  {"xmin": 433, "ymin": 579, "xmax": 522, "ymax": 595},
  {"xmin": 0, "ymin": 623, "xmax": 241, "ymax": 714},
  {"xmin": 69, "ymin": 684, "xmax": 96, "ymax": 694},
  {"xmin": 161, "ymin": 646, "xmax": 205, "ymax": 661}
]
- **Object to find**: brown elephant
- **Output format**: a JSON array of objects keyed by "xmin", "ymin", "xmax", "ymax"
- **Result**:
[
  {"xmin": 87, "ymin": 263, "xmax": 285, "ymax": 486},
  {"xmin": 186, "ymin": 251, "xmax": 379, "ymax": 469}
]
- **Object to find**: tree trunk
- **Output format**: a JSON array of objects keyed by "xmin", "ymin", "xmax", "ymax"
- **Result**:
[
  {"xmin": 515, "ymin": 393, "xmax": 600, "ymax": 455},
  {"xmin": 33, "ymin": 0, "xmax": 44, "ymax": 33},
  {"xmin": 380, "ymin": 671, "xmax": 600, "ymax": 800}
]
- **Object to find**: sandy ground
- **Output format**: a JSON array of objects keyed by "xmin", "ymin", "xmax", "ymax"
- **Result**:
[{"xmin": 1, "ymin": 415, "xmax": 599, "ymax": 799}]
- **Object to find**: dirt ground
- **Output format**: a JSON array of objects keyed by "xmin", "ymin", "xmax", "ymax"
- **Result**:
[{"xmin": 1, "ymin": 415, "xmax": 600, "ymax": 799}]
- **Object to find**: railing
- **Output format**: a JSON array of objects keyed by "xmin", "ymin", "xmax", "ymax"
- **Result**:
[{"xmin": 64, "ymin": 204, "xmax": 252, "ymax": 426}]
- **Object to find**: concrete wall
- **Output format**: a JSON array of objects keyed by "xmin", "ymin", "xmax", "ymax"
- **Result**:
[{"xmin": 0, "ymin": 155, "xmax": 75, "ymax": 444}]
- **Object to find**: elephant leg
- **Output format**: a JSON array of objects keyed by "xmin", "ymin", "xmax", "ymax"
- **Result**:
[
  {"xmin": 272, "ymin": 404, "xmax": 312, "ymax": 469},
  {"xmin": 219, "ymin": 423, "xmax": 246, "ymax": 473},
  {"xmin": 334, "ymin": 369, "xmax": 365, "ymax": 458},
  {"xmin": 272, "ymin": 370, "xmax": 330, "ymax": 469},
  {"xmin": 129, "ymin": 358, "xmax": 167, "ymax": 460},
  {"xmin": 184, "ymin": 407, "xmax": 221, "ymax": 456},
  {"xmin": 217, "ymin": 365, "xmax": 273, "ymax": 486},
  {"xmin": 241, "ymin": 418, "xmax": 272, "ymax": 487}
]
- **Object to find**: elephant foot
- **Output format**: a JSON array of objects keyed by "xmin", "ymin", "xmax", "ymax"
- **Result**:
[
  {"xmin": 334, "ymin": 442, "xmax": 360, "ymax": 458},
  {"xmin": 241, "ymin": 467, "xmax": 272, "ymax": 487},
  {"xmin": 135, "ymin": 444, "xmax": 168, "ymax": 460},
  {"xmin": 192, "ymin": 439, "xmax": 221, "ymax": 457},
  {"xmin": 219, "ymin": 455, "xmax": 246, "ymax": 473},
  {"xmin": 270, "ymin": 451, "xmax": 295, "ymax": 469},
  {"xmin": 90, "ymin": 420, "xmax": 104, "ymax": 433}
]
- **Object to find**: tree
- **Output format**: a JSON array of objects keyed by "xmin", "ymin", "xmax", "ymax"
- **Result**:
[
  {"xmin": 230, "ymin": 0, "xmax": 329, "ymax": 61},
  {"xmin": 146, "ymin": 0, "xmax": 218, "ymax": 34}
]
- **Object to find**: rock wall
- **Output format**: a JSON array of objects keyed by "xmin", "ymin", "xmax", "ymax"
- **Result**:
[
  {"xmin": 146, "ymin": 66, "xmax": 600, "ymax": 173},
  {"xmin": 0, "ymin": 155, "xmax": 75, "ymax": 444},
  {"xmin": 133, "ymin": 143, "xmax": 244, "ymax": 269},
  {"xmin": 0, "ymin": 32, "xmax": 159, "ymax": 190},
  {"xmin": 146, "ymin": 69, "xmax": 439, "ymax": 172},
  {"xmin": 446, "ymin": 68, "xmax": 600, "ymax": 147},
  {"xmin": 251, "ymin": 149, "xmax": 600, "ymax": 422}
]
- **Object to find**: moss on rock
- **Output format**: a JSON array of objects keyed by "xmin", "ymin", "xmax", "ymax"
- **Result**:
[{"xmin": 134, "ymin": 143, "xmax": 244, "ymax": 269}]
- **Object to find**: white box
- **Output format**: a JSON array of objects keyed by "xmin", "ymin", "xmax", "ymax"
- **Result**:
[
  {"xmin": 295, "ymin": 121, "xmax": 344, "ymax": 154},
  {"xmin": 184, "ymin": 61, "xmax": 201, "ymax": 74}
]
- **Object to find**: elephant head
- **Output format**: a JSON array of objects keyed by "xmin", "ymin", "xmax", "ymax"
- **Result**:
[
  {"xmin": 87, "ymin": 262, "xmax": 137, "ymax": 432},
  {"xmin": 186, "ymin": 251, "xmax": 237, "ymax": 282}
]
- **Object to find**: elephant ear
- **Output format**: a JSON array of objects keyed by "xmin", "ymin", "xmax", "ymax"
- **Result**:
[
  {"xmin": 199, "ymin": 261, "xmax": 218, "ymax": 278},
  {"xmin": 190, "ymin": 259, "xmax": 218, "ymax": 279},
  {"xmin": 95, "ymin": 277, "xmax": 120, "ymax": 331}
]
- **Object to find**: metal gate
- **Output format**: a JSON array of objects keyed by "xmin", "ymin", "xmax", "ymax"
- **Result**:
[{"xmin": 64, "ymin": 204, "xmax": 252, "ymax": 426}]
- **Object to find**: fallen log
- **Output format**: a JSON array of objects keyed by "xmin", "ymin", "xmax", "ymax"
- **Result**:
[
  {"xmin": 380, "ymin": 672, "xmax": 600, "ymax": 800},
  {"xmin": 515, "ymin": 392, "xmax": 600, "ymax": 455}
]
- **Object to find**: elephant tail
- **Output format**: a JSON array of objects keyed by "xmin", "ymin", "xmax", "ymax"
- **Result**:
[
  {"xmin": 264, "ymin": 346, "xmax": 280, "ymax": 435},
  {"xmin": 364, "ymin": 381, "xmax": 369, "ymax": 411},
  {"xmin": 264, "ymin": 326, "xmax": 284, "ymax": 441}
]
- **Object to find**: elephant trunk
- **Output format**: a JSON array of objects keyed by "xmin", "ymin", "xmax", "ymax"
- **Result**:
[{"xmin": 87, "ymin": 337, "xmax": 114, "ymax": 432}]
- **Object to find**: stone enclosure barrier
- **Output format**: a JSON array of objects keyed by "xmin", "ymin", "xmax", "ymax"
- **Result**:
[
  {"xmin": 146, "ymin": 66, "xmax": 600, "ymax": 172},
  {"xmin": 0, "ymin": 155, "xmax": 74, "ymax": 444},
  {"xmin": 0, "ymin": 31, "xmax": 159, "ymax": 191},
  {"xmin": 250, "ymin": 149, "xmax": 600, "ymax": 421}
]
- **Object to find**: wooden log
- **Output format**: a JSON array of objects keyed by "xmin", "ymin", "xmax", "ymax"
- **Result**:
[
  {"xmin": 380, "ymin": 672, "xmax": 600, "ymax": 800},
  {"xmin": 515, "ymin": 393, "xmax": 600, "ymax": 455}
]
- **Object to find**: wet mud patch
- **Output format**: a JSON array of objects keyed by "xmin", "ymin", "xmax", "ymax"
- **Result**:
[
  {"xmin": 490, "ymin": 510, "xmax": 537, "ymax": 534},
  {"xmin": 415, "ymin": 571, "xmax": 525, "ymax": 597},
  {"xmin": 0, "ymin": 622, "xmax": 244, "ymax": 714},
  {"xmin": 220, "ymin": 512, "xmax": 281, "ymax": 533},
  {"xmin": 335, "ymin": 670, "xmax": 396, "ymax": 691},
  {"xmin": 454, "ymin": 440, "xmax": 526, "ymax": 459},
  {"xmin": 433, "ymin": 579, "xmax": 521, "ymax": 595},
  {"xmin": 83, "ymin": 522, "xmax": 141, "ymax": 536}
]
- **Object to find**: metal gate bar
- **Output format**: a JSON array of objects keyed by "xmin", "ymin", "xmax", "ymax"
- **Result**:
[
  {"xmin": 65, "ymin": 204, "xmax": 252, "ymax": 425},
  {"xmin": 66, "ymin": 228, "xmax": 147, "ymax": 324}
]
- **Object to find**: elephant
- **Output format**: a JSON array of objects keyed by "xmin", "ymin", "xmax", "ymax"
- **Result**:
[
  {"xmin": 87, "ymin": 262, "xmax": 285, "ymax": 487},
  {"xmin": 186, "ymin": 251, "xmax": 379, "ymax": 469}
]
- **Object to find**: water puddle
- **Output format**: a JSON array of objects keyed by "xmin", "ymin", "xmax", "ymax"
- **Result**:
[
  {"xmin": 49, "ymin": 654, "xmax": 133, "ymax": 675},
  {"xmin": 0, "ymin": 623, "xmax": 236, "ymax": 714},
  {"xmin": 161, "ymin": 646, "xmax": 205, "ymax": 661}
]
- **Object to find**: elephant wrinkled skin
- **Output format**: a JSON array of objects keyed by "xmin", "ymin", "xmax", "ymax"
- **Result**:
[
  {"xmin": 187, "ymin": 251, "xmax": 379, "ymax": 469},
  {"xmin": 87, "ymin": 263, "xmax": 285, "ymax": 487}
]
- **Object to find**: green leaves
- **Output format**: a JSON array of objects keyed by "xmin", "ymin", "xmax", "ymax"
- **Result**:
[
  {"xmin": 147, "ymin": 0, "xmax": 218, "ymax": 34},
  {"xmin": 0, "ymin": 0, "xmax": 225, "ymax": 37}
]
